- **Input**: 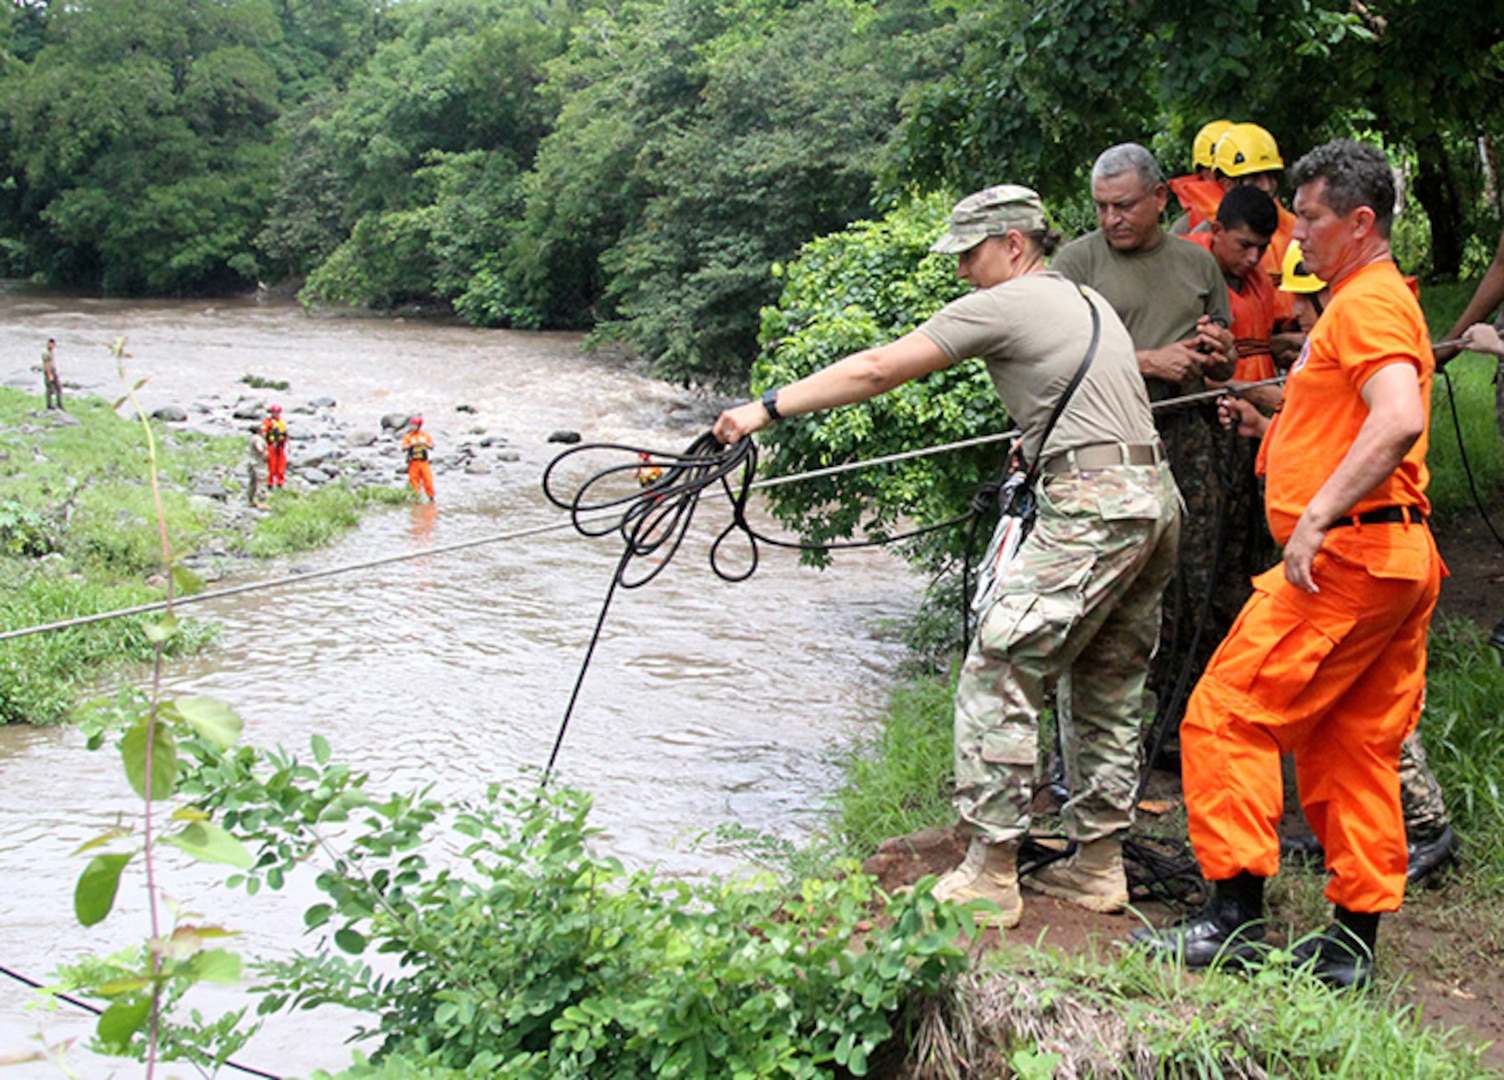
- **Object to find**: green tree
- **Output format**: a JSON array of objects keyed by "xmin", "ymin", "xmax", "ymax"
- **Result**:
[
  {"xmin": 598, "ymin": 0, "xmax": 949, "ymax": 384},
  {"xmin": 888, "ymin": 0, "xmax": 1504, "ymax": 279},
  {"xmin": 288, "ymin": 0, "xmax": 570, "ymax": 310},
  {"xmin": 0, "ymin": 0, "xmax": 287, "ymax": 292},
  {"xmin": 748, "ymin": 193, "xmax": 993, "ymax": 586},
  {"xmin": 508, "ymin": 0, "xmax": 949, "ymax": 383}
]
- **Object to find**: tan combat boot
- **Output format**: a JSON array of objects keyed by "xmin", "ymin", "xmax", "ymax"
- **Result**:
[
  {"xmin": 931, "ymin": 838, "xmax": 1022, "ymax": 927},
  {"xmin": 1024, "ymin": 834, "xmax": 1129, "ymax": 913}
]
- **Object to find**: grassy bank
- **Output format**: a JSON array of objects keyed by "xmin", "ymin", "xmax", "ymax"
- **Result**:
[
  {"xmin": 817, "ymin": 282, "xmax": 1504, "ymax": 1076},
  {"xmin": 0, "ymin": 387, "xmax": 410, "ymax": 724}
]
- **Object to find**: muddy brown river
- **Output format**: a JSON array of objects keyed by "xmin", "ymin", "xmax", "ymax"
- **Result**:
[{"xmin": 0, "ymin": 288, "xmax": 923, "ymax": 1077}]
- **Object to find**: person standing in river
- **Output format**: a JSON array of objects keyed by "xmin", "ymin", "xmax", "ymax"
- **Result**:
[
  {"xmin": 247, "ymin": 427, "xmax": 268, "ymax": 508},
  {"xmin": 41, "ymin": 338, "xmax": 63, "ymax": 411},
  {"xmin": 713, "ymin": 185, "xmax": 1182, "ymax": 926},
  {"xmin": 402, "ymin": 415, "xmax": 435, "ymax": 501}
]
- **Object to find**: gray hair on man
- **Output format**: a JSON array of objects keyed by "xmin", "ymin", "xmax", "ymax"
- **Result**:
[{"xmin": 1091, "ymin": 142, "xmax": 1165, "ymax": 191}]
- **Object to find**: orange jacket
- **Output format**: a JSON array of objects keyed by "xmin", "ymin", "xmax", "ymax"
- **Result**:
[
  {"xmin": 1167, "ymin": 174, "xmax": 1223, "ymax": 233},
  {"xmin": 1184, "ymin": 232, "xmax": 1280, "ymax": 382},
  {"xmin": 402, "ymin": 430, "xmax": 434, "ymax": 462}
]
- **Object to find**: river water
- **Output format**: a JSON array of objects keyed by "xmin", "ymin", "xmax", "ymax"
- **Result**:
[{"xmin": 0, "ymin": 289, "xmax": 924, "ymax": 1077}]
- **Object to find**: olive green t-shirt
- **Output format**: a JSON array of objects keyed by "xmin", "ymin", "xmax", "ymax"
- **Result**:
[
  {"xmin": 1050, "ymin": 228, "xmax": 1231, "ymax": 353},
  {"xmin": 916, "ymin": 271, "xmax": 1158, "ymax": 465}
]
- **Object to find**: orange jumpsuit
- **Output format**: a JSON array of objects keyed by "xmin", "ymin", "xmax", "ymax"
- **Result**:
[
  {"xmin": 1185, "ymin": 232, "xmax": 1280, "ymax": 382},
  {"xmin": 261, "ymin": 416, "xmax": 288, "ymax": 488},
  {"xmin": 402, "ymin": 429, "xmax": 435, "ymax": 499},
  {"xmin": 1180, "ymin": 259, "xmax": 1442, "ymax": 915},
  {"xmin": 1167, "ymin": 174, "xmax": 1223, "ymax": 233},
  {"xmin": 1171, "ymin": 182, "xmax": 1296, "ymax": 326}
]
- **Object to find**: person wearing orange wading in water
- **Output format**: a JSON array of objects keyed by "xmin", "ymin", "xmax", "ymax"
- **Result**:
[
  {"xmin": 1133, "ymin": 139, "xmax": 1444, "ymax": 991},
  {"xmin": 635, "ymin": 451, "xmax": 662, "ymax": 489},
  {"xmin": 1168, "ymin": 120, "xmax": 1232, "ymax": 237},
  {"xmin": 261, "ymin": 404, "xmax": 288, "ymax": 489},
  {"xmin": 402, "ymin": 416, "xmax": 435, "ymax": 501}
]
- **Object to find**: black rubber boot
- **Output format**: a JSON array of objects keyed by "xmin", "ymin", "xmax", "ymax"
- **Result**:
[
  {"xmin": 1283, "ymin": 825, "xmax": 1458, "ymax": 884},
  {"xmin": 1291, "ymin": 907, "xmax": 1378, "ymax": 990},
  {"xmin": 1130, "ymin": 871, "xmax": 1266, "ymax": 968},
  {"xmin": 1406, "ymin": 823, "xmax": 1457, "ymax": 885},
  {"xmin": 1490, "ymin": 615, "xmax": 1504, "ymax": 652}
]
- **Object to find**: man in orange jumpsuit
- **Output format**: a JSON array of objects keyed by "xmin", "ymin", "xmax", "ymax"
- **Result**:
[
  {"xmin": 1184, "ymin": 184, "xmax": 1281, "ymax": 387},
  {"xmin": 402, "ymin": 415, "xmax": 435, "ymax": 501},
  {"xmin": 1135, "ymin": 139, "xmax": 1444, "ymax": 990},
  {"xmin": 260, "ymin": 404, "xmax": 288, "ymax": 489},
  {"xmin": 1167, "ymin": 119, "xmax": 1231, "ymax": 236}
]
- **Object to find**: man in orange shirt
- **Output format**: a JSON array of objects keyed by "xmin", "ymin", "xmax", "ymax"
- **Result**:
[
  {"xmin": 1184, "ymin": 185, "xmax": 1281, "ymax": 387},
  {"xmin": 402, "ymin": 415, "xmax": 435, "ymax": 501},
  {"xmin": 1167, "ymin": 119, "xmax": 1231, "ymax": 236},
  {"xmin": 260, "ymin": 404, "xmax": 288, "ymax": 489},
  {"xmin": 1135, "ymin": 139, "xmax": 1443, "ymax": 990}
]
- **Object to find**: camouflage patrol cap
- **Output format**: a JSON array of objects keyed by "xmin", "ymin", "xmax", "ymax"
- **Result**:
[{"xmin": 930, "ymin": 185, "xmax": 1048, "ymax": 254}]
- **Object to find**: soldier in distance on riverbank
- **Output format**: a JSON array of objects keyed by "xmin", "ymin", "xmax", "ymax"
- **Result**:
[{"xmin": 41, "ymin": 337, "xmax": 63, "ymax": 411}]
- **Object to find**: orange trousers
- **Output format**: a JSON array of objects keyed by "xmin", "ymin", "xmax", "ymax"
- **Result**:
[
  {"xmin": 1181, "ymin": 527, "xmax": 1441, "ymax": 913},
  {"xmin": 266, "ymin": 445, "xmax": 287, "ymax": 488},
  {"xmin": 407, "ymin": 459, "xmax": 434, "ymax": 499}
]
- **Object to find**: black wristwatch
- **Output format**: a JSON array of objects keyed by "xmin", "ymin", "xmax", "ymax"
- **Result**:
[{"xmin": 760, "ymin": 387, "xmax": 782, "ymax": 421}]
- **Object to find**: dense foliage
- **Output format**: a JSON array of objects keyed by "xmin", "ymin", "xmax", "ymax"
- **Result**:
[
  {"xmin": 2, "ymin": 0, "xmax": 1498, "ymax": 384},
  {"xmin": 179, "ymin": 745, "xmax": 980, "ymax": 1077}
]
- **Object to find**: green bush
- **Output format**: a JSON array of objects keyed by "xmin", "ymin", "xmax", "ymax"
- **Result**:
[{"xmin": 203, "ymin": 761, "xmax": 979, "ymax": 1077}]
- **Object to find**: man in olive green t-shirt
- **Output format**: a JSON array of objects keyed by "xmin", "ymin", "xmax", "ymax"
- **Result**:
[{"xmin": 1052, "ymin": 142, "xmax": 1243, "ymax": 772}]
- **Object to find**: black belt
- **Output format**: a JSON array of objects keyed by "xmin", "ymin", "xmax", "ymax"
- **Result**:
[{"xmin": 1328, "ymin": 505, "xmax": 1427, "ymax": 529}]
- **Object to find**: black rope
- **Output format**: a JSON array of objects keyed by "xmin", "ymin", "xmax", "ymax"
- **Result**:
[
  {"xmin": 1439, "ymin": 364, "xmax": 1504, "ymax": 551},
  {"xmin": 0, "ymin": 962, "xmax": 283, "ymax": 1080},
  {"xmin": 536, "ymin": 431, "xmax": 976, "ymax": 781},
  {"xmin": 1134, "ymin": 412, "xmax": 1234, "ymax": 805}
]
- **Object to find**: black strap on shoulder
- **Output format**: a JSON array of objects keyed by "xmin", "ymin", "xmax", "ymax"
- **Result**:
[{"xmin": 1021, "ymin": 284, "xmax": 1102, "ymax": 490}]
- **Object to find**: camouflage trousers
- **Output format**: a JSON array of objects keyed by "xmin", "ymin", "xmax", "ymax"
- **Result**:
[
  {"xmin": 954, "ymin": 462, "xmax": 1182, "ymax": 844},
  {"xmin": 1399, "ymin": 727, "xmax": 1451, "ymax": 839},
  {"xmin": 1148, "ymin": 405, "xmax": 1274, "ymax": 716}
]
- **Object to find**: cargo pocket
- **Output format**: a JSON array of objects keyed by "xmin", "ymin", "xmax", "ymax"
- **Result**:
[
  {"xmin": 1213, "ymin": 566, "xmax": 1358, "ymax": 716},
  {"xmin": 981, "ymin": 728, "xmax": 1036, "ymax": 766},
  {"xmin": 978, "ymin": 564, "xmax": 1090, "ymax": 661}
]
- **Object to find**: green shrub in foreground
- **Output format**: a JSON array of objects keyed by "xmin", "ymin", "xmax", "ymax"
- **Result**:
[{"xmin": 197, "ymin": 759, "xmax": 978, "ymax": 1078}]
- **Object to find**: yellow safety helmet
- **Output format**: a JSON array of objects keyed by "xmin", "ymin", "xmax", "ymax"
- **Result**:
[
  {"xmin": 1279, "ymin": 242, "xmax": 1326, "ymax": 294},
  {"xmin": 1214, "ymin": 122, "xmax": 1284, "ymax": 178},
  {"xmin": 1192, "ymin": 120, "xmax": 1234, "ymax": 169}
]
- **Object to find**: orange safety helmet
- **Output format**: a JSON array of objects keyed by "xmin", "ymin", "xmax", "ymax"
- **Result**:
[{"xmin": 410, "ymin": 415, "xmax": 423, "ymax": 427}]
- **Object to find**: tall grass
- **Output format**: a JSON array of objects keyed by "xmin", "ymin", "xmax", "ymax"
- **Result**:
[
  {"xmin": 906, "ymin": 947, "xmax": 1498, "ymax": 1079},
  {"xmin": 0, "ymin": 567, "xmax": 216, "ymax": 724},
  {"xmin": 1421, "ymin": 616, "xmax": 1504, "ymax": 892}
]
